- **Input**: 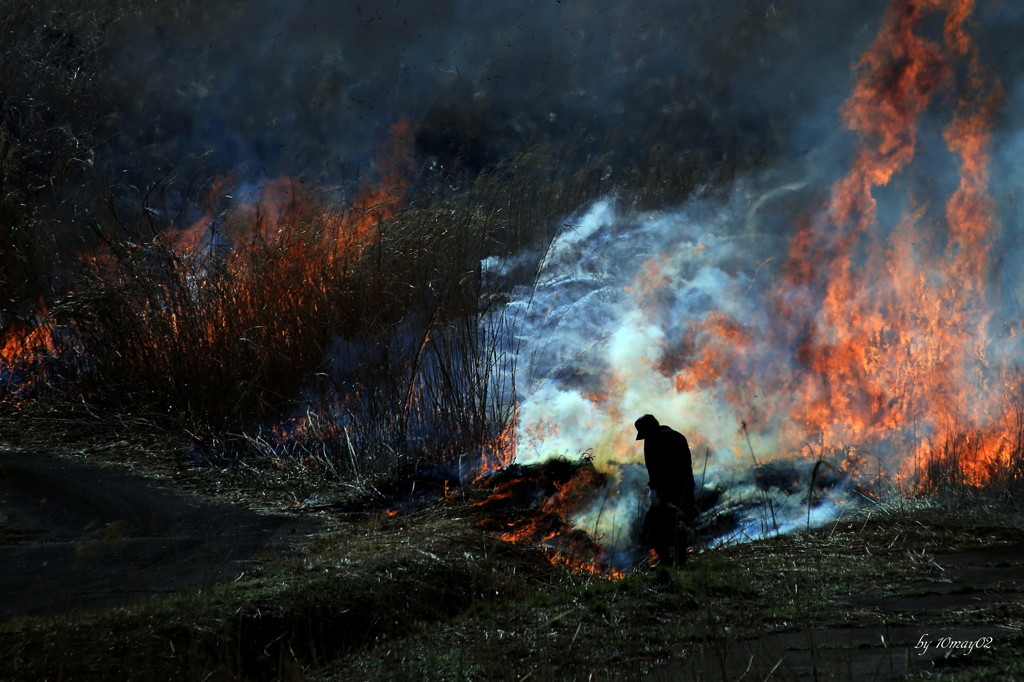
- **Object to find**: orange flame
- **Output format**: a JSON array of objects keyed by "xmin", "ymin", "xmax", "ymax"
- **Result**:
[
  {"xmin": 1, "ymin": 319, "xmax": 54, "ymax": 366},
  {"xmin": 475, "ymin": 461, "xmax": 627, "ymax": 575},
  {"xmin": 479, "ymin": 405, "xmax": 519, "ymax": 477},
  {"xmin": 0, "ymin": 304, "xmax": 58, "ymax": 403},
  {"xmin": 793, "ymin": 0, "xmax": 1006, "ymax": 485},
  {"xmin": 161, "ymin": 118, "xmax": 417, "ymax": 262},
  {"xmin": 683, "ymin": 0, "xmax": 1012, "ymax": 487},
  {"xmin": 471, "ymin": 0, "xmax": 1014, "ymax": 575}
]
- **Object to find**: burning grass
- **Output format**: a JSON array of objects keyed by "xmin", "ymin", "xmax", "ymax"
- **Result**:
[
  {"xmin": 60, "ymin": 184, "xmax": 370, "ymax": 426},
  {"xmin": 321, "ymin": 498, "xmax": 1024, "ymax": 681},
  {"xmin": 4, "ymin": 6, "xmax": 1024, "ymax": 676},
  {"xmin": 0, "ymin": 141, "xmax": 625, "ymax": 477}
]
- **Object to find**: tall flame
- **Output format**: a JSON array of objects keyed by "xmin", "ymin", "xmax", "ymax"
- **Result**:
[{"xmin": 775, "ymin": 0, "xmax": 1007, "ymax": 484}]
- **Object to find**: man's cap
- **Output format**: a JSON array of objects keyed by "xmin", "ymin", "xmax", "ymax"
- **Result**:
[{"xmin": 634, "ymin": 414, "xmax": 660, "ymax": 440}]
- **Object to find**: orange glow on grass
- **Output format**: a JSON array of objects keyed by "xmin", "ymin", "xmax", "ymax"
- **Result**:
[
  {"xmin": 475, "ymin": 462, "xmax": 626, "ymax": 576},
  {"xmin": 0, "ymin": 303, "xmax": 58, "ymax": 403},
  {"xmin": 479, "ymin": 406, "xmax": 519, "ymax": 477},
  {"xmin": 162, "ymin": 118, "xmax": 417, "ymax": 264},
  {"xmin": 1, "ymin": 318, "xmax": 55, "ymax": 367}
]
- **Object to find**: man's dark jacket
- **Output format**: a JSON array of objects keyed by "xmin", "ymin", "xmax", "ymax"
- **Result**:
[{"xmin": 644, "ymin": 425, "xmax": 697, "ymax": 520}]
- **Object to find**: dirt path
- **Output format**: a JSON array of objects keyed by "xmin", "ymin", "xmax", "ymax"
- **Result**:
[{"xmin": 0, "ymin": 449, "xmax": 317, "ymax": 620}]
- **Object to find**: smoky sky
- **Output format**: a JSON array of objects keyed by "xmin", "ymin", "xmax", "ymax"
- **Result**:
[{"xmin": 106, "ymin": 0, "xmax": 899, "ymax": 190}]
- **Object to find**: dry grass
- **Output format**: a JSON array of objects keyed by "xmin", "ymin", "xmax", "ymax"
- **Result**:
[
  {"xmin": 316, "ymin": 498, "xmax": 1024, "ymax": 681},
  {"xmin": 0, "ymin": 148, "xmax": 619, "ymax": 482},
  {"xmin": 1, "ymin": 415, "xmax": 1024, "ymax": 681},
  {"xmin": 7, "ymin": 481, "xmax": 1020, "ymax": 681},
  {"xmin": 0, "ymin": 0, "xmax": 156, "ymax": 310}
]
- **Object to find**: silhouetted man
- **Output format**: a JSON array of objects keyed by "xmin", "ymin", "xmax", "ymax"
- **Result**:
[{"xmin": 635, "ymin": 414, "xmax": 697, "ymax": 565}]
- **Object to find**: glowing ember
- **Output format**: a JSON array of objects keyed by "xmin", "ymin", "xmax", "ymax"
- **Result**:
[
  {"xmin": 1, "ymin": 318, "xmax": 55, "ymax": 368},
  {"xmin": 474, "ymin": 458, "xmax": 632, "ymax": 573}
]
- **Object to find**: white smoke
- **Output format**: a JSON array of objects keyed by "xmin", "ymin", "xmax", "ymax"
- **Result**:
[
  {"xmin": 498, "ymin": 185, "xmax": 857, "ymax": 556},
  {"xmin": 511, "ymin": 194, "xmax": 781, "ymax": 467}
]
